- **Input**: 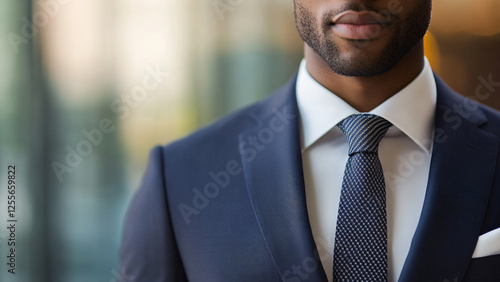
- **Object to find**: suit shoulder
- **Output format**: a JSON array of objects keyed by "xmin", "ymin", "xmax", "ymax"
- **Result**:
[{"xmin": 165, "ymin": 99, "xmax": 263, "ymax": 153}]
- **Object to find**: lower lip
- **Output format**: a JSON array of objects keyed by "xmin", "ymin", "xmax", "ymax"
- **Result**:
[{"xmin": 332, "ymin": 23, "xmax": 387, "ymax": 40}]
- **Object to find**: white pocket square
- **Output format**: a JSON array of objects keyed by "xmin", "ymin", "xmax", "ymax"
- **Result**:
[{"xmin": 472, "ymin": 227, "xmax": 500, "ymax": 258}]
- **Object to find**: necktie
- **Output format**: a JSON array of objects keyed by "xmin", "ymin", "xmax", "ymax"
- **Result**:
[{"xmin": 333, "ymin": 114, "xmax": 392, "ymax": 282}]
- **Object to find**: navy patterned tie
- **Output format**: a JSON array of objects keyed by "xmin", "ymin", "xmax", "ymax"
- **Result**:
[{"xmin": 333, "ymin": 114, "xmax": 392, "ymax": 282}]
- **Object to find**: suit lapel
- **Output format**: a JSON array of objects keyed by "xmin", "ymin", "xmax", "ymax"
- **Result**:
[
  {"xmin": 399, "ymin": 75, "xmax": 499, "ymax": 281},
  {"xmin": 239, "ymin": 74, "xmax": 328, "ymax": 281}
]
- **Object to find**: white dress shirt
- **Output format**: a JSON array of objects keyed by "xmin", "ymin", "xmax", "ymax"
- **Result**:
[{"xmin": 297, "ymin": 58, "xmax": 437, "ymax": 282}]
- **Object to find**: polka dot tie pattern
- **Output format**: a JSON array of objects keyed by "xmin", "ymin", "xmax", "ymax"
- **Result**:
[{"xmin": 333, "ymin": 114, "xmax": 392, "ymax": 282}]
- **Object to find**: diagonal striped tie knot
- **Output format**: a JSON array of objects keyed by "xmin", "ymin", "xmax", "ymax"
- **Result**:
[{"xmin": 338, "ymin": 114, "xmax": 392, "ymax": 156}]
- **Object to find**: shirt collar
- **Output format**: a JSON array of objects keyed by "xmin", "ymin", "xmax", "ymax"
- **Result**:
[{"xmin": 296, "ymin": 57, "xmax": 436, "ymax": 153}]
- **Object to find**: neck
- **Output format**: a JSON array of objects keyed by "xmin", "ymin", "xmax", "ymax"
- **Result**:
[{"xmin": 304, "ymin": 41, "xmax": 425, "ymax": 112}]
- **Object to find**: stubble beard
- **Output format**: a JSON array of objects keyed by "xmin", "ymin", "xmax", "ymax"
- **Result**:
[{"xmin": 294, "ymin": 2, "xmax": 432, "ymax": 77}]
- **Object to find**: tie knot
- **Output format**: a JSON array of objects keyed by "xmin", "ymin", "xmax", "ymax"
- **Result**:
[{"xmin": 339, "ymin": 114, "xmax": 392, "ymax": 155}]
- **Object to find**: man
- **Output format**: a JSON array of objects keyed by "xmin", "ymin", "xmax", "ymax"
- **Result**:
[{"xmin": 120, "ymin": 0, "xmax": 500, "ymax": 281}]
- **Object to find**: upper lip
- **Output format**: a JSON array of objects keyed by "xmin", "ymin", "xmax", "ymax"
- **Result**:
[{"xmin": 332, "ymin": 11, "xmax": 389, "ymax": 25}]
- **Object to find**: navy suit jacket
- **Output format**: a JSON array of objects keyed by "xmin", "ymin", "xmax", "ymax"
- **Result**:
[{"xmin": 120, "ymin": 73, "xmax": 500, "ymax": 281}]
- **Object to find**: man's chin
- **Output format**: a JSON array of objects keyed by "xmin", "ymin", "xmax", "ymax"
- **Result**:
[{"xmin": 326, "ymin": 53, "xmax": 394, "ymax": 77}]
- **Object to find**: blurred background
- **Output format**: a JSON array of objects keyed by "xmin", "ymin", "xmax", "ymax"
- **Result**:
[{"xmin": 0, "ymin": 0, "xmax": 499, "ymax": 281}]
